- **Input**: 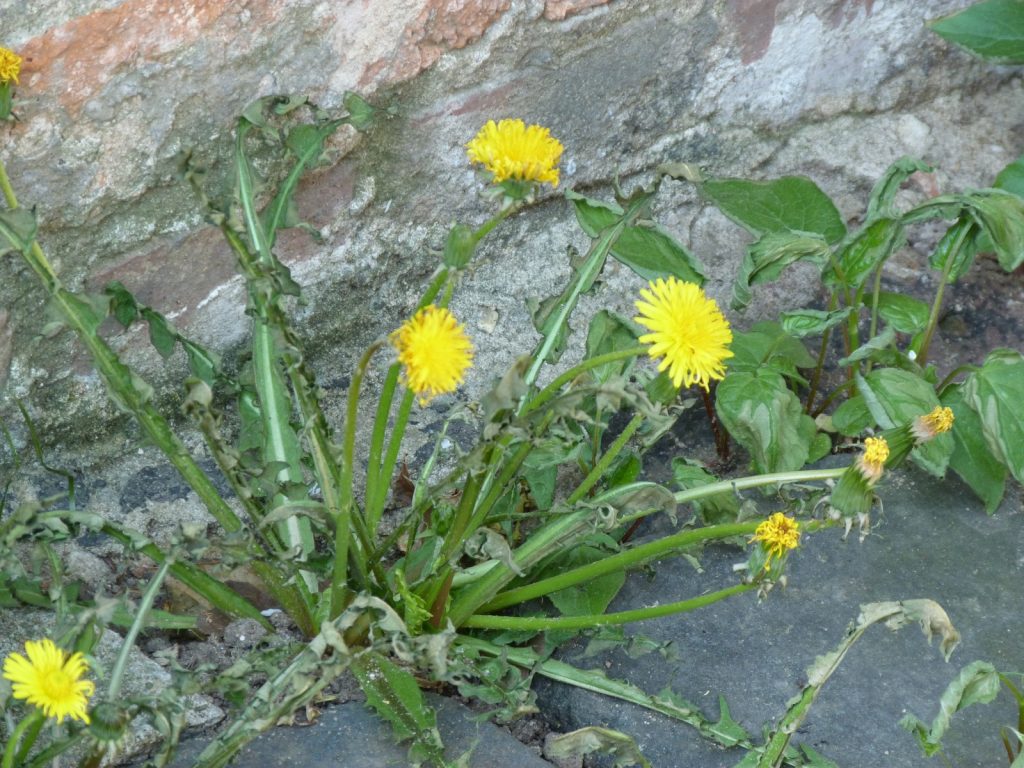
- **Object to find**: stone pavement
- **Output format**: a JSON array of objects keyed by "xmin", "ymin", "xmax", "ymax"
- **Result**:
[
  {"xmin": 163, "ymin": 693, "xmax": 553, "ymax": 768},
  {"xmin": 533, "ymin": 465, "xmax": 1023, "ymax": 767}
]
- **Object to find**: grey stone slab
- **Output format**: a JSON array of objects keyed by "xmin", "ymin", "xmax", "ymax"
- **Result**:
[
  {"xmin": 162, "ymin": 694, "xmax": 552, "ymax": 768},
  {"xmin": 534, "ymin": 468, "xmax": 1024, "ymax": 767}
]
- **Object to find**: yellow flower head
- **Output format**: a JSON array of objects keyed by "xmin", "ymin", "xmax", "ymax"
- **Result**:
[
  {"xmin": 466, "ymin": 119, "xmax": 563, "ymax": 188},
  {"xmin": 912, "ymin": 406, "xmax": 954, "ymax": 442},
  {"xmin": 0, "ymin": 47, "xmax": 21, "ymax": 84},
  {"xmin": 634, "ymin": 276, "xmax": 733, "ymax": 391},
  {"xmin": 857, "ymin": 436, "xmax": 889, "ymax": 484},
  {"xmin": 390, "ymin": 305, "xmax": 474, "ymax": 406},
  {"xmin": 3, "ymin": 639, "xmax": 95, "ymax": 723},
  {"xmin": 751, "ymin": 513, "xmax": 800, "ymax": 560}
]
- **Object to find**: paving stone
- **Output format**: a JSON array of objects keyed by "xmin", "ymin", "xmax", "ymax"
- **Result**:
[
  {"xmin": 534, "ymin": 467, "xmax": 1024, "ymax": 767},
  {"xmin": 162, "ymin": 693, "xmax": 553, "ymax": 768}
]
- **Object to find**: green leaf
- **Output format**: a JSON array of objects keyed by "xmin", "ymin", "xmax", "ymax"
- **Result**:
[
  {"xmin": 606, "ymin": 452, "xmax": 642, "ymax": 489},
  {"xmin": 964, "ymin": 189, "xmax": 1024, "ymax": 272},
  {"xmin": 838, "ymin": 326, "xmax": 896, "ymax": 366},
  {"xmin": 808, "ymin": 431, "xmax": 832, "ymax": 463},
  {"xmin": 611, "ymin": 223, "xmax": 706, "ymax": 285},
  {"xmin": 104, "ymin": 281, "xmax": 140, "ymax": 328},
  {"xmin": 929, "ymin": 0, "xmax": 1024, "ymax": 62},
  {"xmin": 732, "ymin": 231, "xmax": 831, "ymax": 310},
  {"xmin": 907, "ymin": 190, "xmax": 1024, "ymax": 273},
  {"xmin": 831, "ymin": 394, "xmax": 873, "ymax": 436},
  {"xmin": 941, "ymin": 385, "xmax": 1007, "ymax": 514},
  {"xmin": 567, "ymin": 190, "xmax": 622, "ymax": 236},
  {"xmin": 780, "ymin": 306, "xmax": 854, "ymax": 338},
  {"xmin": 343, "ymin": 91, "xmax": 377, "ymax": 131},
  {"xmin": 823, "ymin": 217, "xmax": 904, "ymax": 289},
  {"xmin": 585, "ymin": 310, "xmax": 639, "ymax": 384},
  {"xmin": 962, "ymin": 348, "xmax": 1024, "ymax": 485},
  {"xmin": 671, "ymin": 459, "xmax": 739, "ymax": 524},
  {"xmin": 868, "ymin": 157, "xmax": 933, "ymax": 221},
  {"xmin": 351, "ymin": 652, "xmax": 445, "ymax": 764},
  {"xmin": 858, "ymin": 368, "xmax": 952, "ymax": 476},
  {"xmin": 995, "ymin": 153, "xmax": 1024, "ymax": 198},
  {"xmin": 141, "ymin": 308, "xmax": 177, "ymax": 359},
  {"xmin": 544, "ymin": 726, "xmax": 652, "ymax": 768},
  {"xmin": 701, "ymin": 176, "xmax": 847, "ymax": 244},
  {"xmin": 547, "ymin": 544, "xmax": 626, "ymax": 618},
  {"xmin": 716, "ymin": 369, "xmax": 818, "ymax": 473},
  {"xmin": 728, "ymin": 322, "xmax": 816, "ymax": 384},
  {"xmin": 181, "ymin": 339, "xmax": 221, "ymax": 387},
  {"xmin": 900, "ymin": 660, "xmax": 1001, "ymax": 757},
  {"xmin": 566, "ymin": 192, "xmax": 705, "ymax": 284},
  {"xmin": 526, "ymin": 245, "xmax": 603, "ymax": 365},
  {"xmin": 0, "ymin": 207, "xmax": 38, "ymax": 255},
  {"xmin": 929, "ymin": 218, "xmax": 979, "ymax": 283},
  {"xmin": 866, "ymin": 291, "xmax": 930, "ymax": 334}
]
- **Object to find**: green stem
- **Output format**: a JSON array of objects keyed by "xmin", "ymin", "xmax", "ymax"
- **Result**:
[
  {"xmin": 470, "ymin": 205, "xmax": 517, "ymax": 246},
  {"xmin": 864, "ymin": 265, "xmax": 884, "ymax": 375},
  {"xmin": 523, "ymin": 346, "xmax": 646, "ymax": 415},
  {"xmin": 936, "ymin": 364, "xmax": 980, "ymax": 396},
  {"xmin": 331, "ymin": 341, "xmax": 384, "ymax": 618},
  {"xmin": 11, "ymin": 714, "xmax": 44, "ymax": 768},
  {"xmin": 521, "ymin": 197, "xmax": 648, "ymax": 392},
  {"xmin": 23, "ymin": 733, "xmax": 84, "ymax": 768},
  {"xmin": 448, "ymin": 482, "xmax": 680, "ymax": 627},
  {"xmin": 463, "ymin": 583, "xmax": 755, "ymax": 631},
  {"xmin": 367, "ymin": 390, "xmax": 414, "ymax": 533},
  {"xmin": 810, "ymin": 379, "xmax": 856, "ymax": 418},
  {"xmin": 107, "ymin": 560, "xmax": 171, "ymax": 700},
  {"xmin": 918, "ymin": 224, "xmax": 969, "ymax": 366},
  {"xmin": 450, "ymin": 467, "xmax": 847, "ymax": 627},
  {"xmin": 99, "ymin": 524, "xmax": 274, "ymax": 631},
  {"xmin": 364, "ymin": 364, "xmax": 401, "ymax": 521},
  {"xmin": 481, "ymin": 520, "xmax": 763, "ymax": 613},
  {"xmin": 675, "ymin": 466, "xmax": 846, "ymax": 504},
  {"xmin": 2, "ymin": 159, "xmax": 319, "ymax": 630},
  {"xmin": 805, "ymin": 329, "xmax": 832, "ymax": 414},
  {"xmin": 566, "ymin": 413, "xmax": 643, "ymax": 506},
  {"xmin": 2, "ymin": 711, "xmax": 43, "ymax": 768}
]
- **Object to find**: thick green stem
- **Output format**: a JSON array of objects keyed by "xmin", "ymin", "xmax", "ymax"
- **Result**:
[
  {"xmin": 331, "ymin": 341, "xmax": 384, "ymax": 618},
  {"xmin": 2, "ymin": 711, "xmax": 43, "ymax": 768},
  {"xmin": 566, "ymin": 413, "xmax": 643, "ymax": 506},
  {"xmin": 482, "ymin": 520, "xmax": 762, "ymax": 613},
  {"xmin": 367, "ymin": 390, "xmax": 414, "ymax": 533},
  {"xmin": 448, "ymin": 466, "xmax": 848, "ymax": 626},
  {"xmin": 364, "ymin": 364, "xmax": 401, "ymax": 522},
  {"xmin": 523, "ymin": 346, "xmax": 646, "ymax": 415},
  {"xmin": 521, "ymin": 197, "xmax": 649, "ymax": 392},
  {"xmin": 810, "ymin": 379, "xmax": 856, "ymax": 418},
  {"xmin": 918, "ymin": 223, "xmax": 969, "ymax": 366},
  {"xmin": 864, "ymin": 265, "xmax": 884, "ymax": 375},
  {"xmin": 936, "ymin": 364, "xmax": 980, "ymax": 396},
  {"xmin": 100, "ymin": 524, "xmax": 275, "ymax": 631},
  {"xmin": 0, "ymin": 159, "xmax": 259, "ymax": 552},
  {"xmin": 463, "ymin": 583, "xmax": 755, "ymax": 631}
]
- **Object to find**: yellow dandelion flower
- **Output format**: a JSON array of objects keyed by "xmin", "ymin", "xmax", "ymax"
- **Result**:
[
  {"xmin": 390, "ymin": 305, "xmax": 474, "ymax": 406},
  {"xmin": 3, "ymin": 638, "xmax": 95, "ymax": 723},
  {"xmin": 0, "ymin": 47, "xmax": 21, "ymax": 84},
  {"xmin": 912, "ymin": 405, "xmax": 954, "ymax": 442},
  {"xmin": 466, "ymin": 119, "xmax": 563, "ymax": 188},
  {"xmin": 634, "ymin": 276, "xmax": 733, "ymax": 391},
  {"xmin": 857, "ymin": 436, "xmax": 889, "ymax": 484},
  {"xmin": 751, "ymin": 513, "xmax": 800, "ymax": 560}
]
